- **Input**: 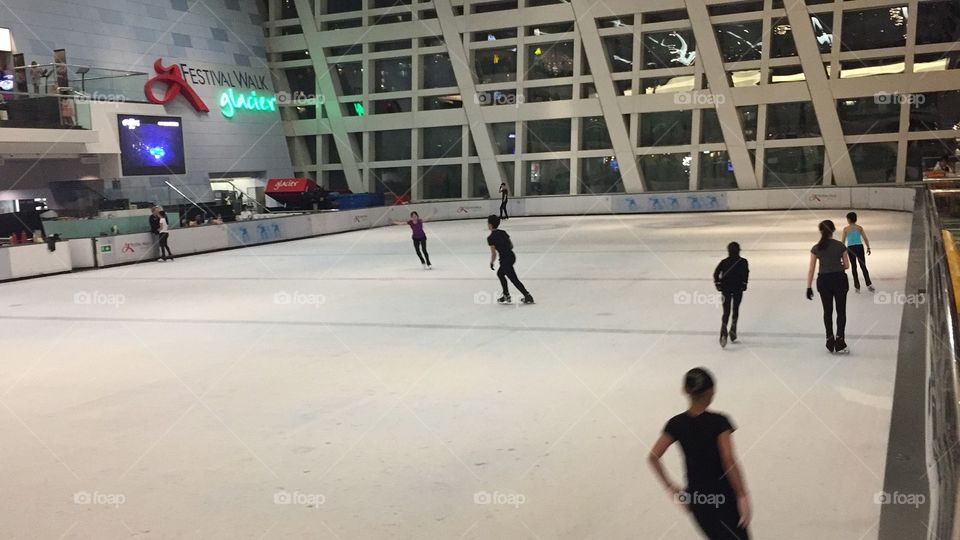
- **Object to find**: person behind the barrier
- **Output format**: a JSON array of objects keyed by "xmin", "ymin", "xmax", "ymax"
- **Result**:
[
  {"xmin": 149, "ymin": 206, "xmax": 174, "ymax": 262},
  {"xmin": 713, "ymin": 242, "xmax": 749, "ymax": 348},
  {"xmin": 649, "ymin": 367, "xmax": 751, "ymax": 539},
  {"xmin": 806, "ymin": 219, "xmax": 850, "ymax": 353},
  {"xmin": 499, "ymin": 182, "xmax": 510, "ymax": 220},
  {"xmin": 841, "ymin": 212, "xmax": 873, "ymax": 293},
  {"xmin": 486, "ymin": 214, "xmax": 533, "ymax": 305}
]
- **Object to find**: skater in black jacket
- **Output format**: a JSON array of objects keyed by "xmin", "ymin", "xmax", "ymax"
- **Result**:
[
  {"xmin": 713, "ymin": 242, "xmax": 749, "ymax": 348},
  {"xmin": 487, "ymin": 215, "xmax": 533, "ymax": 305}
]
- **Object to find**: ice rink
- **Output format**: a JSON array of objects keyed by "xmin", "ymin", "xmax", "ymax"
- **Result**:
[{"xmin": 0, "ymin": 209, "xmax": 912, "ymax": 539}]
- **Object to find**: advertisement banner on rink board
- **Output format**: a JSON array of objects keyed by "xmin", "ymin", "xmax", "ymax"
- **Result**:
[
  {"xmin": 95, "ymin": 234, "xmax": 159, "ymax": 267},
  {"xmin": 612, "ymin": 192, "xmax": 729, "ymax": 213},
  {"xmin": 225, "ymin": 215, "xmax": 313, "ymax": 248}
]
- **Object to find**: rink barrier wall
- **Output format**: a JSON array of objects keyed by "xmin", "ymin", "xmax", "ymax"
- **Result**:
[{"xmin": 0, "ymin": 186, "xmax": 917, "ymax": 280}]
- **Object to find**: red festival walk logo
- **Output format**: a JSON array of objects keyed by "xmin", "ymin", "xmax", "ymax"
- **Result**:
[{"xmin": 144, "ymin": 59, "xmax": 210, "ymax": 113}]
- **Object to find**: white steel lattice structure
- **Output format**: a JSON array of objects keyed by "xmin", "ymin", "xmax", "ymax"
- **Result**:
[{"xmin": 262, "ymin": 0, "xmax": 960, "ymax": 201}]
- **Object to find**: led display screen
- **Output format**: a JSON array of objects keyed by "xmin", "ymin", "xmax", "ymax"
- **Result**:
[{"xmin": 117, "ymin": 115, "xmax": 186, "ymax": 176}]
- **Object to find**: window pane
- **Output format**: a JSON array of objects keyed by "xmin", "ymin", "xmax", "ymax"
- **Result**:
[
  {"xmin": 641, "ymin": 30, "xmax": 697, "ymax": 69},
  {"xmin": 372, "ymin": 98, "xmax": 411, "ymax": 114},
  {"xmin": 701, "ymin": 110, "xmax": 723, "ymax": 144},
  {"xmin": 374, "ymin": 129, "xmax": 411, "ymax": 161},
  {"xmin": 714, "ymin": 22, "xmax": 762, "ymax": 62},
  {"xmin": 324, "ymin": 135, "xmax": 340, "ymax": 164},
  {"xmin": 286, "ymin": 67, "xmax": 316, "ymax": 96},
  {"xmin": 420, "ymin": 165, "xmax": 462, "ymax": 199},
  {"xmin": 490, "ymin": 122, "xmax": 517, "ymax": 154},
  {"xmin": 475, "ymin": 47, "xmax": 516, "ymax": 83},
  {"xmin": 604, "ymin": 35, "xmax": 633, "ymax": 73},
  {"xmin": 334, "ymin": 63, "xmax": 361, "ymax": 94},
  {"xmin": 526, "ymin": 41, "xmax": 574, "ymax": 79},
  {"xmin": 581, "ymin": 117, "xmax": 611, "ymax": 150},
  {"xmin": 766, "ymin": 102, "xmax": 820, "ymax": 139},
  {"xmin": 422, "ymin": 54, "xmax": 456, "ymax": 88},
  {"xmin": 643, "ymin": 10, "xmax": 686, "ymax": 24},
  {"xmin": 373, "ymin": 39, "xmax": 411, "ymax": 52},
  {"xmin": 640, "ymin": 153, "xmax": 691, "ymax": 191},
  {"xmin": 641, "ymin": 75, "xmax": 695, "ymax": 94},
  {"xmin": 526, "ymin": 119, "xmax": 571, "ymax": 152},
  {"xmin": 738, "ymin": 106, "xmax": 759, "ymax": 141},
  {"xmin": 374, "ymin": 58, "xmax": 412, "ymax": 92},
  {"xmin": 841, "ymin": 7, "xmax": 908, "ymax": 52},
  {"xmin": 640, "ymin": 111, "xmax": 692, "ymax": 147},
  {"xmin": 848, "ymin": 143, "xmax": 898, "ymax": 184},
  {"xmin": 326, "ymin": 0, "xmax": 362, "ymax": 14},
  {"xmin": 526, "ymin": 85, "xmax": 572, "ymax": 102},
  {"xmin": 579, "ymin": 157, "xmax": 624, "ymax": 194},
  {"xmin": 763, "ymin": 146, "xmax": 824, "ymax": 187},
  {"xmin": 840, "ymin": 57, "xmax": 905, "ymax": 79},
  {"xmin": 906, "ymin": 139, "xmax": 959, "ymax": 181},
  {"xmin": 469, "ymin": 164, "xmax": 491, "ymax": 198},
  {"xmin": 524, "ymin": 160, "xmax": 570, "ymax": 195},
  {"xmin": 917, "ymin": 0, "xmax": 959, "ymax": 45},
  {"xmin": 915, "ymin": 51, "xmax": 960, "ymax": 73},
  {"xmin": 771, "ymin": 14, "xmax": 834, "ymax": 58},
  {"xmin": 421, "ymin": 95, "xmax": 463, "ymax": 110},
  {"xmin": 699, "ymin": 151, "xmax": 738, "ymax": 190},
  {"xmin": 373, "ymin": 167, "xmax": 412, "ymax": 195},
  {"xmin": 422, "ymin": 126, "xmax": 463, "ymax": 158},
  {"xmin": 909, "ymin": 91, "xmax": 960, "ymax": 132},
  {"xmin": 837, "ymin": 97, "xmax": 900, "ymax": 135}
]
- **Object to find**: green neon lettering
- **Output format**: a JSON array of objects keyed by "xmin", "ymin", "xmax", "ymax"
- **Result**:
[{"xmin": 219, "ymin": 89, "xmax": 280, "ymax": 117}]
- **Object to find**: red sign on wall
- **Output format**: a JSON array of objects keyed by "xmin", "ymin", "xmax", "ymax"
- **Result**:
[
  {"xmin": 144, "ymin": 59, "xmax": 210, "ymax": 113},
  {"xmin": 265, "ymin": 178, "xmax": 318, "ymax": 193}
]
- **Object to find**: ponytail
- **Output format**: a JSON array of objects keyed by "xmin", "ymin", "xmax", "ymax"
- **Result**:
[{"xmin": 816, "ymin": 220, "xmax": 835, "ymax": 251}]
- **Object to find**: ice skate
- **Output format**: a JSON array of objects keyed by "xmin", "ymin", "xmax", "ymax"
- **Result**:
[
  {"xmin": 521, "ymin": 295, "xmax": 535, "ymax": 304},
  {"xmin": 833, "ymin": 338, "xmax": 849, "ymax": 354},
  {"xmin": 497, "ymin": 294, "xmax": 512, "ymax": 305}
]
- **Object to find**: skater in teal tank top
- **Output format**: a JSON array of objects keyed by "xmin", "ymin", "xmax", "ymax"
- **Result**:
[{"xmin": 841, "ymin": 212, "xmax": 873, "ymax": 293}]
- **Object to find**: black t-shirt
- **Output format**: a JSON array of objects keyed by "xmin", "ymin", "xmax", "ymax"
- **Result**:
[
  {"xmin": 664, "ymin": 411, "xmax": 736, "ymax": 493},
  {"xmin": 713, "ymin": 256, "xmax": 749, "ymax": 292},
  {"xmin": 487, "ymin": 229, "xmax": 514, "ymax": 259}
]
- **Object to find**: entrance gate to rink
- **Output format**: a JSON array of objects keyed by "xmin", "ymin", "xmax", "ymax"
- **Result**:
[{"xmin": 879, "ymin": 189, "xmax": 960, "ymax": 540}]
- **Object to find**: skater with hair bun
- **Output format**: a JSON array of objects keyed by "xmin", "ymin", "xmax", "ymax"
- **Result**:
[
  {"xmin": 486, "ymin": 214, "xmax": 533, "ymax": 305},
  {"xmin": 649, "ymin": 367, "xmax": 751, "ymax": 539},
  {"xmin": 713, "ymin": 242, "xmax": 749, "ymax": 348},
  {"xmin": 806, "ymin": 219, "xmax": 851, "ymax": 354}
]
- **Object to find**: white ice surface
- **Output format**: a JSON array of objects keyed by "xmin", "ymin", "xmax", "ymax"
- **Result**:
[{"xmin": 0, "ymin": 210, "xmax": 912, "ymax": 539}]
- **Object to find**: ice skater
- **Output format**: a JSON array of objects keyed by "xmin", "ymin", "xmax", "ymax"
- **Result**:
[
  {"xmin": 841, "ymin": 212, "xmax": 873, "ymax": 293},
  {"xmin": 713, "ymin": 242, "xmax": 749, "ymax": 348},
  {"xmin": 806, "ymin": 220, "xmax": 851, "ymax": 354},
  {"xmin": 499, "ymin": 182, "xmax": 510, "ymax": 220},
  {"xmin": 149, "ymin": 206, "xmax": 174, "ymax": 262},
  {"xmin": 394, "ymin": 211, "xmax": 432, "ymax": 269},
  {"xmin": 648, "ymin": 367, "xmax": 751, "ymax": 540},
  {"xmin": 487, "ymin": 215, "xmax": 533, "ymax": 304}
]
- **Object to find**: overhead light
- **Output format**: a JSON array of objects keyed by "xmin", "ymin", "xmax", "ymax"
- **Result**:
[{"xmin": 487, "ymin": 34, "xmax": 496, "ymax": 41}]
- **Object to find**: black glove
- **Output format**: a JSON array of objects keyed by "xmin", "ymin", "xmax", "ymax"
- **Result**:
[
  {"xmin": 806, "ymin": 287, "xmax": 814, "ymax": 300},
  {"xmin": 490, "ymin": 263, "xmax": 495, "ymax": 271},
  {"xmin": 715, "ymin": 282, "xmax": 722, "ymax": 292},
  {"xmin": 743, "ymin": 283, "xmax": 747, "ymax": 292}
]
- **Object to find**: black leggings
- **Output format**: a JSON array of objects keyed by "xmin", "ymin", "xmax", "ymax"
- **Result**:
[
  {"xmin": 497, "ymin": 256, "xmax": 530, "ymax": 298},
  {"xmin": 158, "ymin": 232, "xmax": 173, "ymax": 260},
  {"xmin": 817, "ymin": 272, "xmax": 849, "ymax": 339},
  {"xmin": 721, "ymin": 291, "xmax": 743, "ymax": 330},
  {"xmin": 413, "ymin": 237, "xmax": 430, "ymax": 265},
  {"xmin": 847, "ymin": 244, "xmax": 872, "ymax": 289},
  {"xmin": 500, "ymin": 198, "xmax": 509, "ymax": 219},
  {"xmin": 691, "ymin": 498, "xmax": 750, "ymax": 539}
]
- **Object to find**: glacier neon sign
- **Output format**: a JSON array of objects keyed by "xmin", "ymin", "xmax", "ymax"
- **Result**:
[{"xmin": 219, "ymin": 88, "xmax": 277, "ymax": 118}]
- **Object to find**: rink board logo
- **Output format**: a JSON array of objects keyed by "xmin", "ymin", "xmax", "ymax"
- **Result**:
[{"xmin": 614, "ymin": 193, "xmax": 728, "ymax": 213}]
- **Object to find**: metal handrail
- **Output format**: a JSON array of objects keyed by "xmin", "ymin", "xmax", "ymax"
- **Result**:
[{"xmin": 920, "ymin": 188, "xmax": 960, "ymax": 539}]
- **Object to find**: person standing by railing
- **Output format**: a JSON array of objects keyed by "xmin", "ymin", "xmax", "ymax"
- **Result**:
[{"xmin": 149, "ymin": 206, "xmax": 174, "ymax": 262}]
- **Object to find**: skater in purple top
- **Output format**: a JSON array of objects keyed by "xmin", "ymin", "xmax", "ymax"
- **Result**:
[{"xmin": 394, "ymin": 211, "xmax": 432, "ymax": 269}]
